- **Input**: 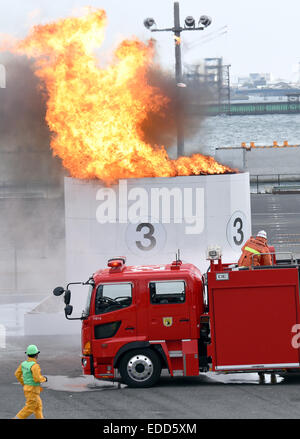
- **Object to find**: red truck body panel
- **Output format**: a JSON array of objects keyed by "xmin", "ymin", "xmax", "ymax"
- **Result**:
[{"xmin": 207, "ymin": 267, "xmax": 300, "ymax": 372}]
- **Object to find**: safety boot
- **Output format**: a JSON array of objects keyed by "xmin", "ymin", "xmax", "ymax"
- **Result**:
[
  {"xmin": 258, "ymin": 372, "xmax": 265, "ymax": 384},
  {"xmin": 270, "ymin": 373, "xmax": 277, "ymax": 384}
]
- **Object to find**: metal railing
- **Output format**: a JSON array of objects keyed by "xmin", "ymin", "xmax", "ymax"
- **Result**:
[
  {"xmin": 250, "ymin": 174, "xmax": 300, "ymax": 193},
  {"xmin": 251, "ymin": 252, "xmax": 297, "ymax": 267}
]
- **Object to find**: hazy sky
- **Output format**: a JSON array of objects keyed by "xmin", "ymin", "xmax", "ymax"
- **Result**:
[{"xmin": 0, "ymin": 0, "xmax": 299, "ymax": 82}]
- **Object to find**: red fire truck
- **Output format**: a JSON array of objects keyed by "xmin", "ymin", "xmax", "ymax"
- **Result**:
[{"xmin": 53, "ymin": 249, "xmax": 300, "ymax": 388}]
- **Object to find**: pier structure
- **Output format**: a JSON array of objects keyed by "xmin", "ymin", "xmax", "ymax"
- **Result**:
[
  {"xmin": 215, "ymin": 143, "xmax": 300, "ymax": 193},
  {"xmin": 189, "ymin": 100, "xmax": 300, "ymax": 116}
]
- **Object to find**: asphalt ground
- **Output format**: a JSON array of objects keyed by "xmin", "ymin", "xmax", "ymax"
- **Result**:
[
  {"xmin": 0, "ymin": 193, "xmax": 300, "ymax": 423},
  {"xmin": 2, "ymin": 335, "xmax": 300, "ymax": 421},
  {"xmin": 0, "ymin": 336, "xmax": 300, "ymax": 421}
]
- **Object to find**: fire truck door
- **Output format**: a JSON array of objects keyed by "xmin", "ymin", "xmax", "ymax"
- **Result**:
[
  {"xmin": 147, "ymin": 280, "xmax": 191, "ymax": 340},
  {"xmin": 91, "ymin": 282, "xmax": 137, "ymax": 348}
]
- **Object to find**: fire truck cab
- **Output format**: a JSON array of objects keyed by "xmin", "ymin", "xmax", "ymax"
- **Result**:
[{"xmin": 53, "ymin": 251, "xmax": 300, "ymax": 388}]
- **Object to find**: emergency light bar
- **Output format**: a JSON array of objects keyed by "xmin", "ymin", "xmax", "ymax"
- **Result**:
[{"xmin": 107, "ymin": 257, "xmax": 126, "ymax": 268}]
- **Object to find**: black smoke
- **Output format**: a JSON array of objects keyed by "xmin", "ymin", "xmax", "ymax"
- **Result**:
[{"xmin": 138, "ymin": 62, "xmax": 209, "ymax": 153}]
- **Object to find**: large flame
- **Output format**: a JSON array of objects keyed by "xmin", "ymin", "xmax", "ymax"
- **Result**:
[{"xmin": 5, "ymin": 8, "xmax": 234, "ymax": 184}]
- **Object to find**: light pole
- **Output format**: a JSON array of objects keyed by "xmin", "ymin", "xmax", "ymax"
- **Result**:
[{"xmin": 144, "ymin": 2, "xmax": 212, "ymax": 158}]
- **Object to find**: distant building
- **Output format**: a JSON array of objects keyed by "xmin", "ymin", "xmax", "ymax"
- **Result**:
[
  {"xmin": 237, "ymin": 73, "xmax": 271, "ymax": 88},
  {"xmin": 237, "ymin": 76, "xmax": 248, "ymax": 85}
]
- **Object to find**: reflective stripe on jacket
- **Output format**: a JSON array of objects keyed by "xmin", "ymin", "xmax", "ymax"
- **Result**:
[{"xmin": 244, "ymin": 246, "xmax": 261, "ymax": 256}]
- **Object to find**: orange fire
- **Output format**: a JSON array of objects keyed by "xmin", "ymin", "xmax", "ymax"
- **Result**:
[
  {"xmin": 174, "ymin": 36, "xmax": 181, "ymax": 46},
  {"xmin": 5, "ymin": 8, "xmax": 234, "ymax": 184}
]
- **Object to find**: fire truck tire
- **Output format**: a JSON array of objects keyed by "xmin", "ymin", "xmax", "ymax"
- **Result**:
[{"xmin": 119, "ymin": 349, "xmax": 162, "ymax": 388}]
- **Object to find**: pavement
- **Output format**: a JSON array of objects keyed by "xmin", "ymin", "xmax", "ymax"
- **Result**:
[
  {"xmin": 2, "ymin": 335, "xmax": 300, "ymax": 420},
  {"xmin": 1, "ymin": 193, "xmax": 300, "ymax": 420}
]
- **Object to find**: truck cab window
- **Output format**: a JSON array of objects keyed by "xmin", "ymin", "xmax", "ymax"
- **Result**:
[
  {"xmin": 95, "ymin": 283, "xmax": 132, "ymax": 315},
  {"xmin": 149, "ymin": 281, "xmax": 185, "ymax": 305}
]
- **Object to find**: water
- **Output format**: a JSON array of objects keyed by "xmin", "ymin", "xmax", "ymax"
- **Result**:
[
  {"xmin": 181, "ymin": 113, "xmax": 300, "ymax": 156},
  {"xmin": 42, "ymin": 375, "xmax": 126, "ymax": 392},
  {"xmin": 206, "ymin": 372, "xmax": 283, "ymax": 385}
]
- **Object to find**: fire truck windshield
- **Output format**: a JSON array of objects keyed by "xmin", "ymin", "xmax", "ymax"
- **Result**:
[{"xmin": 83, "ymin": 284, "xmax": 94, "ymax": 317}]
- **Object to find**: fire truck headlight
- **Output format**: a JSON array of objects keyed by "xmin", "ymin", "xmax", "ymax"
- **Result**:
[{"xmin": 82, "ymin": 358, "xmax": 88, "ymax": 367}]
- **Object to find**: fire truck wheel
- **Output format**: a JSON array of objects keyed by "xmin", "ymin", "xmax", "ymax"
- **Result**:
[{"xmin": 119, "ymin": 349, "xmax": 162, "ymax": 388}]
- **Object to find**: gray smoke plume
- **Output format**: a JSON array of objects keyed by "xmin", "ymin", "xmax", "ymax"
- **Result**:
[
  {"xmin": 0, "ymin": 53, "xmax": 64, "ymax": 186},
  {"xmin": 0, "ymin": 53, "xmax": 66, "ymax": 297}
]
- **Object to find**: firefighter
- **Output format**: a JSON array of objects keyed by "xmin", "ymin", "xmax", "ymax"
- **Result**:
[
  {"xmin": 14, "ymin": 344, "xmax": 47, "ymax": 419},
  {"xmin": 239, "ymin": 231, "xmax": 276, "ymax": 384},
  {"xmin": 238, "ymin": 230, "xmax": 272, "ymax": 268}
]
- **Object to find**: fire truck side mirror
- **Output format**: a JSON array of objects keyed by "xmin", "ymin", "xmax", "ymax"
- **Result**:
[
  {"xmin": 64, "ymin": 290, "xmax": 71, "ymax": 305},
  {"xmin": 64, "ymin": 304, "xmax": 73, "ymax": 317},
  {"xmin": 53, "ymin": 286, "xmax": 65, "ymax": 296}
]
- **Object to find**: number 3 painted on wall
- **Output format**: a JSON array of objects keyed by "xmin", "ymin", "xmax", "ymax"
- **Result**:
[
  {"xmin": 233, "ymin": 217, "xmax": 244, "ymax": 245},
  {"xmin": 226, "ymin": 211, "xmax": 248, "ymax": 250},
  {"xmin": 136, "ymin": 223, "xmax": 157, "ymax": 251}
]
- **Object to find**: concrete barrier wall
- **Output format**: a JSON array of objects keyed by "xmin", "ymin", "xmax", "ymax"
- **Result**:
[
  {"xmin": 0, "ymin": 192, "xmax": 65, "ymax": 295},
  {"xmin": 24, "ymin": 312, "xmax": 81, "ymax": 336},
  {"xmin": 0, "ymin": 151, "xmax": 64, "ymax": 190},
  {"xmin": 215, "ymin": 147, "xmax": 300, "ymax": 176},
  {"xmin": 0, "ymin": 249, "xmax": 65, "ymax": 294}
]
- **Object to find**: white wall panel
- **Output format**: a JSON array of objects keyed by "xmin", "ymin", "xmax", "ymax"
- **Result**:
[{"xmin": 65, "ymin": 173, "xmax": 251, "ymax": 299}]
